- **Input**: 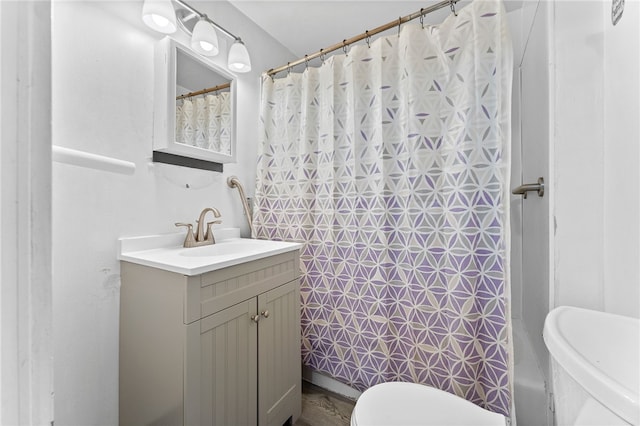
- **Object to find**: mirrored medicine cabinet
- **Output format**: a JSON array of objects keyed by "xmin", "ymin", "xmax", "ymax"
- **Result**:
[{"xmin": 153, "ymin": 38, "xmax": 237, "ymax": 167}]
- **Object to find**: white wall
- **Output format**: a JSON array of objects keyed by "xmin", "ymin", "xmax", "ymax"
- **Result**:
[
  {"xmin": 1, "ymin": 1, "xmax": 53, "ymax": 424},
  {"xmin": 51, "ymin": 1, "xmax": 294, "ymax": 424},
  {"xmin": 552, "ymin": 0, "xmax": 640, "ymax": 318},
  {"xmin": 602, "ymin": 0, "xmax": 640, "ymax": 318}
]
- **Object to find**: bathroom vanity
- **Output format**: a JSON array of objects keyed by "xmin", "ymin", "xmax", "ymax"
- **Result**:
[{"xmin": 118, "ymin": 233, "xmax": 302, "ymax": 426}]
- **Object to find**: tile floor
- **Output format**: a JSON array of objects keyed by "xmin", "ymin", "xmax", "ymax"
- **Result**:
[{"xmin": 295, "ymin": 381, "xmax": 356, "ymax": 426}]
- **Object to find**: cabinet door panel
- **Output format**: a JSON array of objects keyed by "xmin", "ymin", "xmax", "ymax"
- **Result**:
[
  {"xmin": 258, "ymin": 279, "xmax": 302, "ymax": 426},
  {"xmin": 186, "ymin": 299, "xmax": 258, "ymax": 426}
]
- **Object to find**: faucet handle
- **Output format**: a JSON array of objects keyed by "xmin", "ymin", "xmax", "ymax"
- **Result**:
[
  {"xmin": 175, "ymin": 223, "xmax": 196, "ymax": 248},
  {"xmin": 205, "ymin": 220, "xmax": 222, "ymax": 243}
]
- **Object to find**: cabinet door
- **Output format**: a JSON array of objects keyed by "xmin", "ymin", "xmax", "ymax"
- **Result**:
[
  {"xmin": 258, "ymin": 279, "xmax": 302, "ymax": 426},
  {"xmin": 186, "ymin": 298, "xmax": 259, "ymax": 426}
]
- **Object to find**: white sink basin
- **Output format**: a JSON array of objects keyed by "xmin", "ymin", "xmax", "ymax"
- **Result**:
[
  {"xmin": 118, "ymin": 230, "xmax": 301, "ymax": 275},
  {"xmin": 543, "ymin": 306, "xmax": 639, "ymax": 425}
]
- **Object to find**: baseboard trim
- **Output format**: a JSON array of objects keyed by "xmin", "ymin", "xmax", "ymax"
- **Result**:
[{"xmin": 302, "ymin": 366, "xmax": 362, "ymax": 401}]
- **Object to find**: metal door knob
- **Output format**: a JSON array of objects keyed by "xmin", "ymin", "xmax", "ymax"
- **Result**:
[
  {"xmin": 261, "ymin": 310, "xmax": 270, "ymax": 319},
  {"xmin": 251, "ymin": 314, "xmax": 261, "ymax": 323}
]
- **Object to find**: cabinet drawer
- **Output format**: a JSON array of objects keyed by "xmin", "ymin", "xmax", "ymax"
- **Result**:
[{"xmin": 185, "ymin": 251, "xmax": 299, "ymax": 323}]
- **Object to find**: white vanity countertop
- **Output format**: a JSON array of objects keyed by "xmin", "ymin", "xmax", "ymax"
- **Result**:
[{"xmin": 118, "ymin": 228, "xmax": 302, "ymax": 276}]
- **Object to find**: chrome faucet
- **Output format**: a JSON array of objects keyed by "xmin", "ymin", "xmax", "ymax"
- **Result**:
[{"xmin": 175, "ymin": 207, "xmax": 222, "ymax": 248}]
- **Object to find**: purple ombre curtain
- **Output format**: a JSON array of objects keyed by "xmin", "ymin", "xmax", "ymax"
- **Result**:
[{"xmin": 254, "ymin": 0, "xmax": 513, "ymax": 416}]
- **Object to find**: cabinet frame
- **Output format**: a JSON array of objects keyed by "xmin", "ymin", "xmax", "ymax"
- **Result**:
[{"xmin": 119, "ymin": 250, "xmax": 301, "ymax": 426}]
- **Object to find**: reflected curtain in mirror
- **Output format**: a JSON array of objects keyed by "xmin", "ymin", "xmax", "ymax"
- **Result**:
[{"xmin": 175, "ymin": 91, "xmax": 232, "ymax": 155}]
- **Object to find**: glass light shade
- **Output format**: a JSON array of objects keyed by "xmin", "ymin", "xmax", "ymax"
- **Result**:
[
  {"xmin": 227, "ymin": 39, "xmax": 251, "ymax": 73},
  {"xmin": 141, "ymin": 0, "xmax": 177, "ymax": 34},
  {"xmin": 191, "ymin": 18, "xmax": 219, "ymax": 56}
]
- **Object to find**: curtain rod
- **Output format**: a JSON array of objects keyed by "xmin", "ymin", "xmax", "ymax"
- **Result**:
[
  {"xmin": 266, "ymin": 0, "xmax": 459, "ymax": 77},
  {"xmin": 176, "ymin": 82, "xmax": 231, "ymax": 100}
]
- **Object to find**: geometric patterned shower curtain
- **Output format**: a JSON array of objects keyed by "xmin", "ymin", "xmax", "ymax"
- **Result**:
[{"xmin": 254, "ymin": 0, "xmax": 513, "ymax": 416}]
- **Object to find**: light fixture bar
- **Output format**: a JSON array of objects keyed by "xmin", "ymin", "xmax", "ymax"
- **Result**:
[{"xmin": 173, "ymin": 0, "xmax": 239, "ymax": 40}]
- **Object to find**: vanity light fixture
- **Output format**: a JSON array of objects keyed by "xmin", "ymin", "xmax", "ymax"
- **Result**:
[
  {"xmin": 191, "ymin": 17, "xmax": 219, "ymax": 56},
  {"xmin": 141, "ymin": 0, "xmax": 177, "ymax": 34},
  {"xmin": 228, "ymin": 39, "xmax": 252, "ymax": 73},
  {"xmin": 141, "ymin": 0, "xmax": 252, "ymax": 73}
]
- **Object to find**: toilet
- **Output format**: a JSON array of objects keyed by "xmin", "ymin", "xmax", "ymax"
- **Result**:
[{"xmin": 350, "ymin": 382, "xmax": 506, "ymax": 426}]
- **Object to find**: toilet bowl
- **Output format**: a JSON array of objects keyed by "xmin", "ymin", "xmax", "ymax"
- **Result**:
[{"xmin": 350, "ymin": 382, "xmax": 506, "ymax": 426}]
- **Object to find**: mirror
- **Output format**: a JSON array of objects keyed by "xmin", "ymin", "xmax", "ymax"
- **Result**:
[{"xmin": 153, "ymin": 38, "xmax": 236, "ymax": 165}]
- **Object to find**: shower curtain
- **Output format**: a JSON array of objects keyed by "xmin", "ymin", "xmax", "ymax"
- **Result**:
[
  {"xmin": 175, "ymin": 91, "xmax": 232, "ymax": 154},
  {"xmin": 254, "ymin": 0, "xmax": 512, "ymax": 416}
]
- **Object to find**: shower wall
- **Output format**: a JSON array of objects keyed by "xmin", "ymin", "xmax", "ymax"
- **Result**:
[
  {"xmin": 516, "ymin": 0, "xmax": 552, "ymax": 379},
  {"xmin": 508, "ymin": 1, "xmax": 552, "ymax": 424}
]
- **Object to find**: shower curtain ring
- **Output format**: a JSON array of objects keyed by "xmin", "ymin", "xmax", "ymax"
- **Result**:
[
  {"xmin": 287, "ymin": 62, "xmax": 291, "ymax": 76},
  {"xmin": 365, "ymin": 31, "xmax": 371, "ymax": 48},
  {"xmin": 304, "ymin": 55, "xmax": 309, "ymax": 70},
  {"xmin": 320, "ymin": 49, "xmax": 326, "ymax": 64},
  {"xmin": 420, "ymin": 9, "xmax": 425, "ymax": 29},
  {"xmin": 397, "ymin": 17, "xmax": 402, "ymax": 37},
  {"xmin": 450, "ymin": 0, "xmax": 458, "ymax": 16},
  {"xmin": 343, "ymin": 40, "xmax": 348, "ymax": 56}
]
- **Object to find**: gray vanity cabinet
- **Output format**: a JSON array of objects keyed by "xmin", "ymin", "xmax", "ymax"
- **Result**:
[{"xmin": 119, "ymin": 250, "xmax": 302, "ymax": 426}]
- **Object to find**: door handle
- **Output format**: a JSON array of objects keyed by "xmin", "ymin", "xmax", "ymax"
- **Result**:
[{"xmin": 512, "ymin": 177, "xmax": 544, "ymax": 199}]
